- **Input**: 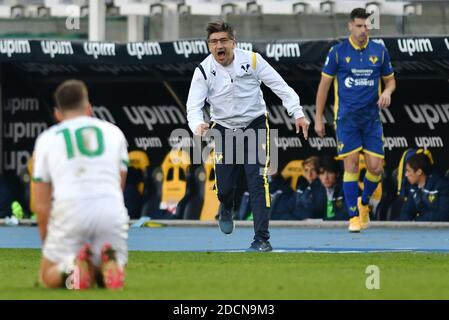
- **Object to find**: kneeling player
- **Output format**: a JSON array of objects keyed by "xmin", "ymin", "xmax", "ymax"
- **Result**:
[{"xmin": 32, "ymin": 80, "xmax": 129, "ymax": 289}]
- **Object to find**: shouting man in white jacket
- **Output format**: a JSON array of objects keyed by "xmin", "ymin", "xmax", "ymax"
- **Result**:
[{"xmin": 186, "ymin": 21, "xmax": 309, "ymax": 251}]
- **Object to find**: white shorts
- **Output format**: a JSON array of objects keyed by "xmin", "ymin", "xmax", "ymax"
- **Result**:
[{"xmin": 43, "ymin": 197, "xmax": 129, "ymax": 268}]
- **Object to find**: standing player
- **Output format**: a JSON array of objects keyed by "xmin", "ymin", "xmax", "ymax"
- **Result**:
[
  {"xmin": 187, "ymin": 21, "xmax": 309, "ymax": 251},
  {"xmin": 314, "ymin": 8, "xmax": 396, "ymax": 232},
  {"xmin": 32, "ymin": 80, "xmax": 129, "ymax": 289}
]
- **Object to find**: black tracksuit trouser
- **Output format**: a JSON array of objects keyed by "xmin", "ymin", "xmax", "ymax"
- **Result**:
[{"xmin": 211, "ymin": 114, "xmax": 271, "ymax": 242}]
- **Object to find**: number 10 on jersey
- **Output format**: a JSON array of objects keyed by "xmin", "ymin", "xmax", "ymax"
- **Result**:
[{"xmin": 57, "ymin": 126, "xmax": 104, "ymax": 159}]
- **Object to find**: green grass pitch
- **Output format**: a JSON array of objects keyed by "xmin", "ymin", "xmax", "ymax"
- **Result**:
[{"xmin": 1, "ymin": 249, "xmax": 449, "ymax": 299}]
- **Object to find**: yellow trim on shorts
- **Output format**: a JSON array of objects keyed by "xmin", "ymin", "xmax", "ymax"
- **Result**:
[
  {"xmin": 336, "ymin": 146, "xmax": 363, "ymax": 160},
  {"xmin": 363, "ymin": 149, "xmax": 385, "ymax": 159}
]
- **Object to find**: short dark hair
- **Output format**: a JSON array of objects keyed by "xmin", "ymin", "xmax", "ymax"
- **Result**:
[
  {"xmin": 54, "ymin": 80, "xmax": 89, "ymax": 111},
  {"xmin": 206, "ymin": 20, "xmax": 235, "ymax": 40},
  {"xmin": 406, "ymin": 153, "xmax": 433, "ymax": 176},
  {"xmin": 350, "ymin": 8, "xmax": 372, "ymax": 21},
  {"xmin": 319, "ymin": 156, "xmax": 340, "ymax": 174}
]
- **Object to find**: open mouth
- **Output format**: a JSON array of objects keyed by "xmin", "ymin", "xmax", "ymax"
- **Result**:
[{"xmin": 217, "ymin": 51, "xmax": 226, "ymax": 58}]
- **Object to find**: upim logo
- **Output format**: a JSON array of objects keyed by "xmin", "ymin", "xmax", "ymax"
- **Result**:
[
  {"xmin": 0, "ymin": 40, "xmax": 31, "ymax": 57},
  {"xmin": 268, "ymin": 104, "xmax": 315, "ymax": 131},
  {"xmin": 415, "ymin": 136, "xmax": 444, "ymax": 149},
  {"xmin": 379, "ymin": 108, "xmax": 395, "ymax": 124},
  {"xmin": 92, "ymin": 106, "xmax": 116, "ymax": 124},
  {"xmin": 308, "ymin": 137, "xmax": 337, "ymax": 151},
  {"xmin": 41, "ymin": 41, "xmax": 74, "ymax": 58},
  {"xmin": 123, "ymin": 105, "xmax": 186, "ymax": 131},
  {"xmin": 3, "ymin": 150, "xmax": 31, "ymax": 176},
  {"xmin": 266, "ymin": 43, "xmax": 300, "ymax": 61},
  {"xmin": 3, "ymin": 122, "xmax": 47, "ymax": 143},
  {"xmin": 404, "ymin": 104, "xmax": 449, "ymax": 130},
  {"xmin": 84, "ymin": 43, "xmax": 116, "ymax": 59},
  {"xmin": 275, "ymin": 137, "xmax": 302, "ymax": 150},
  {"xmin": 127, "ymin": 42, "xmax": 162, "ymax": 60},
  {"xmin": 173, "ymin": 40, "xmax": 208, "ymax": 58},
  {"xmin": 383, "ymin": 137, "xmax": 408, "ymax": 151},
  {"xmin": 4, "ymin": 98, "xmax": 39, "ymax": 115},
  {"xmin": 269, "ymin": 105, "xmax": 296, "ymax": 131},
  {"xmin": 135, "ymin": 137, "xmax": 163, "ymax": 150},
  {"xmin": 398, "ymin": 38, "xmax": 433, "ymax": 56}
]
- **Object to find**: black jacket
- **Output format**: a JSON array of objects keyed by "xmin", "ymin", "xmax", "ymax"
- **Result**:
[{"xmin": 400, "ymin": 174, "xmax": 449, "ymax": 222}]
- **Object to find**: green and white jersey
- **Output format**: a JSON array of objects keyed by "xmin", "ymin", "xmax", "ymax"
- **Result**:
[{"xmin": 32, "ymin": 116, "xmax": 128, "ymax": 204}]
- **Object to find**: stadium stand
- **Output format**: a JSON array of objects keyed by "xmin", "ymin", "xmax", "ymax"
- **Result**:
[
  {"xmin": 280, "ymin": 160, "xmax": 304, "ymax": 191},
  {"xmin": 140, "ymin": 150, "xmax": 192, "ymax": 219},
  {"xmin": 0, "ymin": 173, "xmax": 13, "ymax": 218},
  {"xmin": 124, "ymin": 150, "xmax": 150, "ymax": 218},
  {"xmin": 0, "ymin": 0, "xmax": 446, "ymax": 41},
  {"xmin": 197, "ymin": 152, "xmax": 220, "ymax": 220},
  {"xmin": 1, "ymin": 1, "xmax": 449, "ymax": 223}
]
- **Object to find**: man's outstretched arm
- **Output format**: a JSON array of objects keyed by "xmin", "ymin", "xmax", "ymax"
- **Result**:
[
  {"xmin": 254, "ymin": 53, "xmax": 309, "ymax": 139},
  {"xmin": 378, "ymin": 76, "xmax": 396, "ymax": 109},
  {"xmin": 314, "ymin": 75, "xmax": 333, "ymax": 138}
]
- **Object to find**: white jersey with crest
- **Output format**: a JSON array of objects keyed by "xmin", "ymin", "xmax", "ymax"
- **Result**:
[{"xmin": 32, "ymin": 116, "xmax": 129, "ymax": 206}]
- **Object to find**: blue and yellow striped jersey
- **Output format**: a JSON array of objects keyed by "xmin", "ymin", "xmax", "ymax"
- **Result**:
[{"xmin": 322, "ymin": 37, "xmax": 394, "ymax": 121}]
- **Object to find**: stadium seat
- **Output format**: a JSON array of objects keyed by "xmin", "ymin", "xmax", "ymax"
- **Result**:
[
  {"xmin": 140, "ymin": 166, "xmax": 164, "ymax": 218},
  {"xmin": 280, "ymin": 160, "xmax": 304, "ymax": 191},
  {"xmin": 160, "ymin": 149, "xmax": 190, "ymax": 209},
  {"xmin": 175, "ymin": 152, "xmax": 221, "ymax": 220},
  {"xmin": 175, "ymin": 165, "xmax": 202, "ymax": 220},
  {"xmin": 128, "ymin": 150, "xmax": 150, "ymax": 194},
  {"xmin": 124, "ymin": 150, "xmax": 150, "ymax": 218},
  {"xmin": 0, "ymin": 174, "xmax": 13, "ymax": 218},
  {"xmin": 141, "ymin": 149, "xmax": 193, "ymax": 219}
]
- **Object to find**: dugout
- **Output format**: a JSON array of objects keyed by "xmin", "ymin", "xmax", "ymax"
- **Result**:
[{"xmin": 1, "ymin": 36, "xmax": 448, "ymax": 217}]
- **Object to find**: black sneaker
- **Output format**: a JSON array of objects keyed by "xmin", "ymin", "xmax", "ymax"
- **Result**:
[
  {"xmin": 247, "ymin": 240, "xmax": 273, "ymax": 252},
  {"xmin": 218, "ymin": 208, "xmax": 234, "ymax": 235}
]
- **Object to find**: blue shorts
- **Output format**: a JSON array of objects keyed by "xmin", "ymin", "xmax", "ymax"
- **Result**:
[{"xmin": 335, "ymin": 116, "xmax": 384, "ymax": 159}]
